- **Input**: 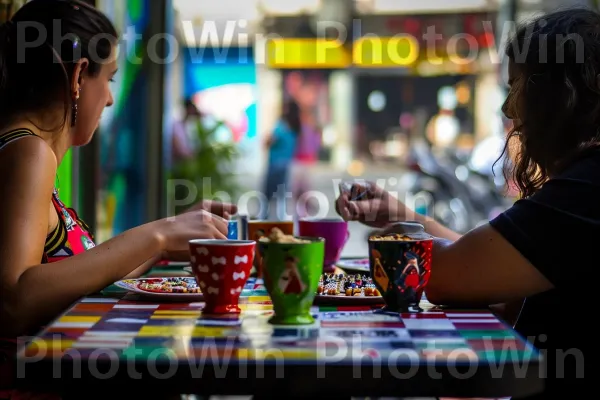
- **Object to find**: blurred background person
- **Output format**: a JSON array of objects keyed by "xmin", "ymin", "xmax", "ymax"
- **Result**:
[
  {"xmin": 262, "ymin": 100, "xmax": 301, "ymax": 220},
  {"xmin": 171, "ymin": 98, "xmax": 202, "ymax": 163},
  {"xmin": 292, "ymin": 109, "xmax": 322, "ymax": 218}
]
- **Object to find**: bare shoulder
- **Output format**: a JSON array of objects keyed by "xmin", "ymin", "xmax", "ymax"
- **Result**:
[
  {"xmin": 0, "ymin": 136, "xmax": 58, "ymax": 277},
  {"xmin": 0, "ymin": 135, "xmax": 57, "ymax": 212},
  {"xmin": 0, "ymin": 135, "xmax": 58, "ymax": 179},
  {"xmin": 0, "ymin": 136, "xmax": 59, "ymax": 292}
]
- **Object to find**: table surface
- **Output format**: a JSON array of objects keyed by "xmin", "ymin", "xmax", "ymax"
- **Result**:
[{"xmin": 16, "ymin": 276, "xmax": 544, "ymax": 398}]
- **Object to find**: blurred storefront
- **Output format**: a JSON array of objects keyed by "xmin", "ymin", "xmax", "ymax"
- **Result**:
[
  {"xmin": 260, "ymin": 1, "xmax": 501, "ymax": 170},
  {"xmin": 6, "ymin": 0, "xmax": 591, "ymax": 240},
  {"xmin": 170, "ymin": 0, "xmax": 533, "ymax": 173},
  {"xmin": 356, "ymin": 10, "xmax": 500, "ymax": 164}
]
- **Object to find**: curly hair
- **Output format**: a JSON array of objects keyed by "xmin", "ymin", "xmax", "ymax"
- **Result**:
[{"xmin": 499, "ymin": 8, "xmax": 600, "ymax": 198}]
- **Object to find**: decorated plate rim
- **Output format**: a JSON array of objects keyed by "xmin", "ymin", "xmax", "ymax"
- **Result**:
[
  {"xmin": 114, "ymin": 277, "xmax": 204, "ymax": 298},
  {"xmin": 313, "ymin": 293, "xmax": 383, "ymax": 305},
  {"xmin": 336, "ymin": 258, "xmax": 370, "ymax": 270}
]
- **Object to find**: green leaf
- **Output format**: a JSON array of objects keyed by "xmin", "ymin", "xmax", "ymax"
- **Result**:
[{"xmin": 169, "ymin": 117, "xmax": 242, "ymax": 204}]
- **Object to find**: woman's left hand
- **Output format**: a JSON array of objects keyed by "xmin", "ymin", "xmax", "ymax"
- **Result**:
[{"xmin": 187, "ymin": 200, "xmax": 238, "ymax": 219}]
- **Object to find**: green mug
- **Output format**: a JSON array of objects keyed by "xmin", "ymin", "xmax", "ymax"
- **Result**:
[{"xmin": 259, "ymin": 237, "xmax": 325, "ymax": 325}]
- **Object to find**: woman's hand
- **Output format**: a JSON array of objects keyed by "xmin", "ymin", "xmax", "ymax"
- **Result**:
[
  {"xmin": 186, "ymin": 199, "xmax": 238, "ymax": 219},
  {"xmin": 334, "ymin": 181, "xmax": 460, "ymax": 241},
  {"xmin": 335, "ymin": 182, "xmax": 409, "ymax": 228},
  {"xmin": 154, "ymin": 210, "xmax": 228, "ymax": 261}
]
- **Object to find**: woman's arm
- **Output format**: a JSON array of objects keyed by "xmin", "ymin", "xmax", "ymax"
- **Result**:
[
  {"xmin": 122, "ymin": 254, "xmax": 164, "ymax": 280},
  {"xmin": 337, "ymin": 181, "xmax": 550, "ymax": 309},
  {"xmin": 412, "ymin": 213, "xmax": 462, "ymax": 242},
  {"xmin": 425, "ymin": 224, "xmax": 553, "ymax": 307},
  {"xmin": 4, "ymin": 225, "xmax": 165, "ymax": 335},
  {"xmin": 339, "ymin": 187, "xmax": 462, "ymax": 242},
  {"xmin": 0, "ymin": 138, "xmax": 165, "ymax": 336}
]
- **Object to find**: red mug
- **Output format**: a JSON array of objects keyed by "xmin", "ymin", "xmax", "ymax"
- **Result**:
[{"xmin": 189, "ymin": 239, "xmax": 255, "ymax": 314}]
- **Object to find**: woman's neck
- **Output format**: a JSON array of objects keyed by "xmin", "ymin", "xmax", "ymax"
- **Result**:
[{"xmin": 2, "ymin": 119, "xmax": 71, "ymax": 165}]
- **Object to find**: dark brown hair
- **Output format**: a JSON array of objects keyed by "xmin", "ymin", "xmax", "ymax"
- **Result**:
[
  {"xmin": 499, "ymin": 8, "xmax": 600, "ymax": 198},
  {"xmin": 0, "ymin": 0, "xmax": 117, "ymax": 131}
]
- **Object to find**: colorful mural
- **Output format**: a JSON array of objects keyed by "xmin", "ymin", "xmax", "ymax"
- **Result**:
[{"xmin": 95, "ymin": 0, "xmax": 151, "ymax": 242}]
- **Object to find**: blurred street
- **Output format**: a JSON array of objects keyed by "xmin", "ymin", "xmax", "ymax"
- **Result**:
[{"xmin": 241, "ymin": 162, "xmax": 411, "ymax": 258}]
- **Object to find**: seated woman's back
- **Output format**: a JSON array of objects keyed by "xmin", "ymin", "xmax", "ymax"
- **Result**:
[{"xmin": 490, "ymin": 146, "xmax": 597, "ymax": 392}]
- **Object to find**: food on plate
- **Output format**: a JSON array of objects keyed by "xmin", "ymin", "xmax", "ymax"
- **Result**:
[
  {"xmin": 317, "ymin": 273, "xmax": 380, "ymax": 297},
  {"xmin": 134, "ymin": 277, "xmax": 201, "ymax": 293}
]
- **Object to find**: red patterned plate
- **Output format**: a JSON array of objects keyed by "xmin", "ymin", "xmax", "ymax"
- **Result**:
[
  {"xmin": 114, "ymin": 277, "xmax": 204, "ymax": 300},
  {"xmin": 313, "ymin": 293, "xmax": 384, "ymax": 305},
  {"xmin": 336, "ymin": 258, "xmax": 370, "ymax": 272}
]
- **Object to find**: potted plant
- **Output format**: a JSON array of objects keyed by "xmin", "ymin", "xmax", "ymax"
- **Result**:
[{"xmin": 168, "ymin": 117, "xmax": 241, "ymax": 215}]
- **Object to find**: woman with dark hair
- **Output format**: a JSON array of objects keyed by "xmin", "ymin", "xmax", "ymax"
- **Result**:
[
  {"xmin": 337, "ymin": 8, "xmax": 596, "ymax": 398},
  {"xmin": 262, "ymin": 99, "xmax": 301, "ymax": 219},
  {"xmin": 0, "ymin": 1, "xmax": 234, "ymax": 396}
]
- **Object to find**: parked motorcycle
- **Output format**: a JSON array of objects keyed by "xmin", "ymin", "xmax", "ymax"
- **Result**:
[{"xmin": 404, "ymin": 138, "xmax": 510, "ymax": 233}]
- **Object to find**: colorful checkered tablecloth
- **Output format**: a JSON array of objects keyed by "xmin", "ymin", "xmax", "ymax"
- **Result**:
[{"xmin": 15, "ymin": 278, "xmax": 544, "ymax": 398}]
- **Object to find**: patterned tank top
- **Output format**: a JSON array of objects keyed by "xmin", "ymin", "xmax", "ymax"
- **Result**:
[
  {"xmin": 0, "ymin": 129, "xmax": 96, "ymax": 261},
  {"xmin": 0, "ymin": 129, "xmax": 95, "ymax": 399}
]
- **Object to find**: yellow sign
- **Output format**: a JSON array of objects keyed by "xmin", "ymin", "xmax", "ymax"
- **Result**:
[
  {"xmin": 264, "ymin": 37, "xmax": 423, "ymax": 69},
  {"xmin": 353, "ymin": 36, "xmax": 420, "ymax": 67},
  {"xmin": 266, "ymin": 38, "xmax": 351, "ymax": 69}
]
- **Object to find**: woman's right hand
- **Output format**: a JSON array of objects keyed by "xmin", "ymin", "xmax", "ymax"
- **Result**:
[
  {"xmin": 335, "ymin": 181, "xmax": 409, "ymax": 228},
  {"xmin": 153, "ymin": 210, "xmax": 228, "ymax": 260}
]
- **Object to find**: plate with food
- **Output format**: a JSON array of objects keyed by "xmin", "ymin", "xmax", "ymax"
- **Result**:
[
  {"xmin": 113, "ymin": 277, "xmax": 203, "ymax": 300},
  {"xmin": 314, "ymin": 272, "xmax": 384, "ymax": 305},
  {"xmin": 335, "ymin": 258, "xmax": 370, "ymax": 272}
]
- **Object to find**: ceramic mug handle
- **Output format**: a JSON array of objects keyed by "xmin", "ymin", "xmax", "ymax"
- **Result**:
[{"xmin": 382, "ymin": 221, "xmax": 425, "ymax": 235}]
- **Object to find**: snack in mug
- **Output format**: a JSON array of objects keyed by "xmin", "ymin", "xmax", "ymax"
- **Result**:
[
  {"xmin": 369, "ymin": 233, "xmax": 415, "ymax": 241},
  {"xmin": 259, "ymin": 227, "xmax": 311, "ymax": 244}
]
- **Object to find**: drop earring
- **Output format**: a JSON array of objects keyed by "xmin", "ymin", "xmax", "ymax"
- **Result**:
[{"xmin": 71, "ymin": 88, "xmax": 80, "ymax": 127}]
